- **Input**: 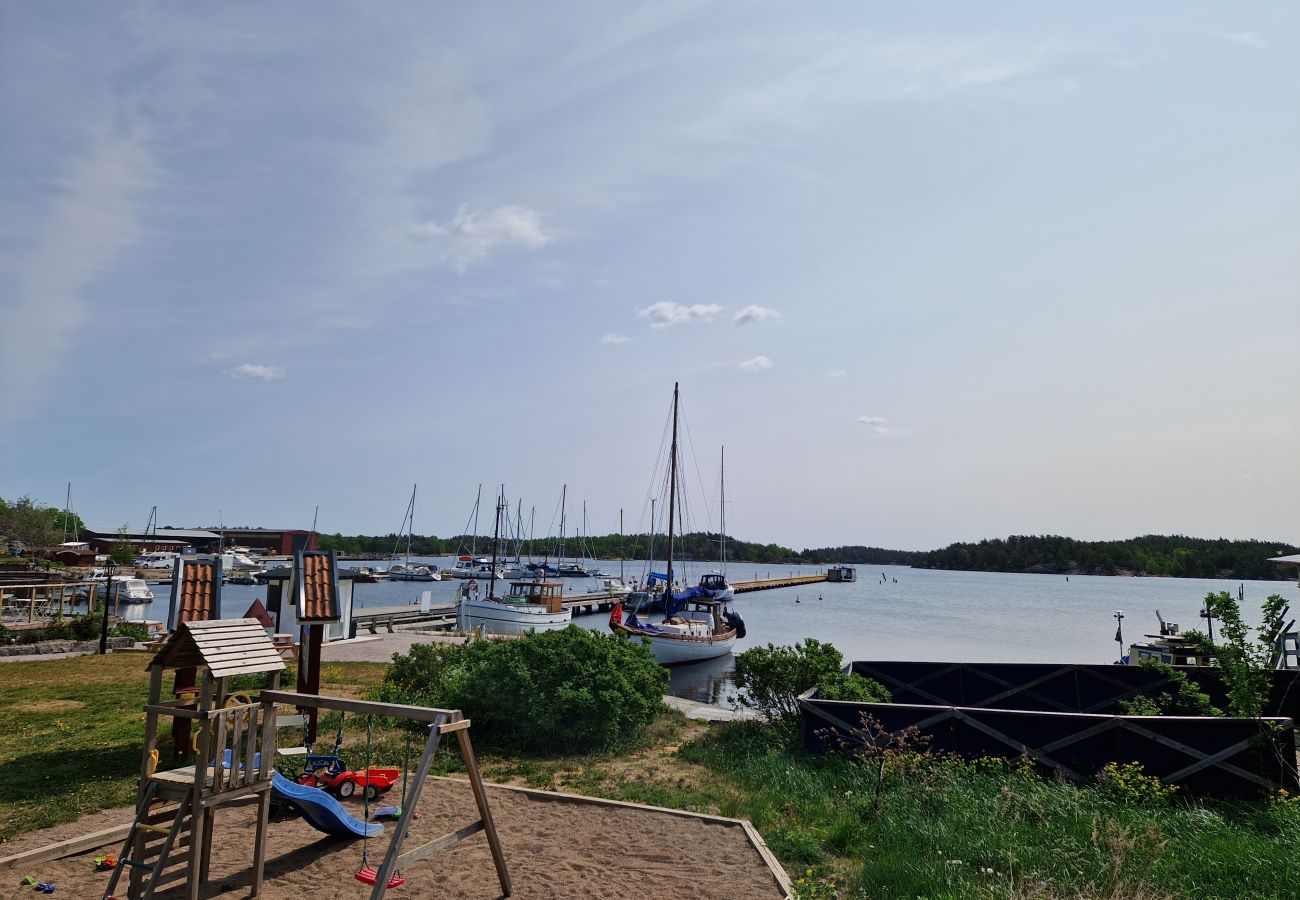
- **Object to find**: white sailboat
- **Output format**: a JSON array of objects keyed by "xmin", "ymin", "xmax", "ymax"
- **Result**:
[
  {"xmin": 609, "ymin": 383, "xmax": 744, "ymax": 665},
  {"xmin": 457, "ymin": 487, "xmax": 572, "ymax": 635},
  {"xmin": 697, "ymin": 446, "xmax": 734, "ymax": 602},
  {"xmin": 387, "ymin": 485, "xmax": 439, "ymax": 581}
]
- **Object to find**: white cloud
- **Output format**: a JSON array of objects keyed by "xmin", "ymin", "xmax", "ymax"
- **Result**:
[
  {"xmin": 410, "ymin": 203, "xmax": 553, "ymax": 273},
  {"xmin": 638, "ymin": 302, "xmax": 724, "ymax": 328},
  {"xmin": 858, "ymin": 415, "xmax": 906, "ymax": 436},
  {"xmin": 599, "ymin": 332, "xmax": 632, "ymax": 345},
  {"xmin": 228, "ymin": 363, "xmax": 285, "ymax": 381},
  {"xmin": 733, "ymin": 305, "xmax": 781, "ymax": 326},
  {"xmin": 739, "ymin": 355, "xmax": 773, "ymax": 372},
  {"xmin": 1219, "ymin": 32, "xmax": 1266, "ymax": 49},
  {"xmin": 826, "ymin": 369, "xmax": 847, "ymax": 378}
]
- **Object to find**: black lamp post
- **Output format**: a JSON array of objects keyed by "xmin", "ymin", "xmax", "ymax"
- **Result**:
[{"xmin": 99, "ymin": 558, "xmax": 116, "ymax": 655}]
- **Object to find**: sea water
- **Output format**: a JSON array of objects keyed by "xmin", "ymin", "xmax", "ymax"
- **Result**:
[{"xmin": 120, "ymin": 557, "xmax": 1297, "ymax": 705}]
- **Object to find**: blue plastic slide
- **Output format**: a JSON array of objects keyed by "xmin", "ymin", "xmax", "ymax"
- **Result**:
[{"xmin": 270, "ymin": 772, "xmax": 383, "ymax": 837}]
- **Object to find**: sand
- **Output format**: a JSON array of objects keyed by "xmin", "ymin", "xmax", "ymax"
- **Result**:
[{"xmin": 3, "ymin": 779, "xmax": 788, "ymax": 899}]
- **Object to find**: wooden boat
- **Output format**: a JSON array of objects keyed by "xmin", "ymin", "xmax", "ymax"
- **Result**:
[{"xmin": 609, "ymin": 383, "xmax": 744, "ymax": 665}]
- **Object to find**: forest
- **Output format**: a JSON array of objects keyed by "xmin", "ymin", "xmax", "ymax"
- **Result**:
[{"xmin": 911, "ymin": 534, "xmax": 1299, "ymax": 580}]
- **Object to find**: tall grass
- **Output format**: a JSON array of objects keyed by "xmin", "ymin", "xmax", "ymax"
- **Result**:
[{"xmin": 680, "ymin": 720, "xmax": 1300, "ymax": 899}]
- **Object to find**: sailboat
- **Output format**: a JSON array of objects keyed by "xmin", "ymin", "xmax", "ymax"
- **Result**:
[
  {"xmin": 609, "ymin": 383, "xmax": 745, "ymax": 665},
  {"xmin": 387, "ymin": 485, "xmax": 439, "ymax": 581},
  {"xmin": 456, "ymin": 487, "xmax": 573, "ymax": 635},
  {"xmin": 447, "ymin": 485, "xmax": 503, "ymax": 580},
  {"xmin": 697, "ymin": 447, "xmax": 734, "ymax": 601}
]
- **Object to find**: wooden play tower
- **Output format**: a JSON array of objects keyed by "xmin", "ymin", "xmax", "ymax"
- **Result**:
[{"xmin": 103, "ymin": 618, "xmax": 285, "ymax": 900}]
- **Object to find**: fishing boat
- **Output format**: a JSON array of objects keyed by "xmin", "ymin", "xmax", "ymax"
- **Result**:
[
  {"xmin": 609, "ymin": 383, "xmax": 744, "ymax": 665},
  {"xmin": 456, "ymin": 489, "xmax": 572, "ymax": 635},
  {"xmin": 80, "ymin": 576, "xmax": 155, "ymax": 604}
]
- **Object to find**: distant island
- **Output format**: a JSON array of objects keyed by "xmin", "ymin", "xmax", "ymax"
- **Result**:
[{"xmin": 317, "ymin": 530, "xmax": 1296, "ymax": 582}]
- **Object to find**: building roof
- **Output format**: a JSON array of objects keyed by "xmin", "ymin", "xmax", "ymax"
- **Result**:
[
  {"xmin": 220, "ymin": 528, "xmax": 313, "ymax": 536},
  {"xmin": 84, "ymin": 527, "xmax": 221, "ymax": 541},
  {"xmin": 150, "ymin": 618, "xmax": 284, "ymax": 678},
  {"xmin": 1269, "ymin": 554, "xmax": 1300, "ymax": 566}
]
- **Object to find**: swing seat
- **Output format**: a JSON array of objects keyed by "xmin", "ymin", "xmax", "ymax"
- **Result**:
[{"xmin": 355, "ymin": 867, "xmax": 406, "ymax": 888}]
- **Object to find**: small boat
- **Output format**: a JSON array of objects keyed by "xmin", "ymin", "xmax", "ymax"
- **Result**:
[
  {"xmin": 609, "ymin": 383, "xmax": 744, "ymax": 665},
  {"xmin": 387, "ymin": 563, "xmax": 440, "ymax": 582},
  {"xmin": 455, "ymin": 490, "xmax": 572, "ymax": 635},
  {"xmin": 80, "ymin": 576, "xmax": 155, "ymax": 604},
  {"xmin": 447, "ymin": 557, "xmax": 502, "ymax": 580},
  {"xmin": 697, "ymin": 571, "xmax": 733, "ymax": 602},
  {"xmin": 1117, "ymin": 610, "xmax": 1214, "ymax": 667}
]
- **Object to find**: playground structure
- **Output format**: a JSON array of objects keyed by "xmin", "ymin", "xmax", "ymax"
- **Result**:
[{"xmin": 97, "ymin": 548, "xmax": 512, "ymax": 900}]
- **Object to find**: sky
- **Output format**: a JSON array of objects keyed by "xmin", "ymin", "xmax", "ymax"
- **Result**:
[{"xmin": 1, "ymin": 2, "xmax": 1297, "ymax": 551}]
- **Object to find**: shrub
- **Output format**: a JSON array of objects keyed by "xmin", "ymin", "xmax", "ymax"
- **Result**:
[
  {"xmin": 373, "ymin": 627, "xmax": 668, "ymax": 753},
  {"xmin": 0, "ymin": 623, "xmax": 11, "ymax": 645},
  {"xmin": 1118, "ymin": 660, "xmax": 1221, "ymax": 717},
  {"xmin": 732, "ymin": 638, "xmax": 846, "ymax": 719},
  {"xmin": 109, "ymin": 621, "xmax": 152, "ymax": 642},
  {"xmin": 1097, "ymin": 761, "xmax": 1179, "ymax": 804},
  {"xmin": 817, "ymin": 672, "xmax": 892, "ymax": 704}
]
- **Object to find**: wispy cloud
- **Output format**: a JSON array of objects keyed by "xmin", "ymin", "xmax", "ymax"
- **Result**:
[
  {"xmin": 739, "ymin": 355, "xmax": 773, "ymax": 373},
  {"xmin": 599, "ymin": 332, "xmax": 632, "ymax": 345},
  {"xmin": 858, "ymin": 415, "xmax": 906, "ymax": 436},
  {"xmin": 1218, "ymin": 31, "xmax": 1266, "ymax": 49},
  {"xmin": 734, "ymin": 305, "xmax": 781, "ymax": 326},
  {"xmin": 0, "ymin": 125, "xmax": 156, "ymax": 424},
  {"xmin": 410, "ymin": 203, "xmax": 553, "ymax": 273},
  {"xmin": 638, "ymin": 302, "xmax": 724, "ymax": 328},
  {"xmin": 826, "ymin": 369, "xmax": 847, "ymax": 378},
  {"xmin": 227, "ymin": 363, "xmax": 285, "ymax": 381}
]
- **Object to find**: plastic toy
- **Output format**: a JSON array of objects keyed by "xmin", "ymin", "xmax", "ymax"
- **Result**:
[{"xmin": 311, "ymin": 765, "xmax": 401, "ymax": 800}]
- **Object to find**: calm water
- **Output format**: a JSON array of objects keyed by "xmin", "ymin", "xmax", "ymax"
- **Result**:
[{"xmin": 120, "ymin": 557, "xmax": 1297, "ymax": 705}]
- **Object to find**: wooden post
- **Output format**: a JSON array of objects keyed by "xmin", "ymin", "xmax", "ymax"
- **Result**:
[
  {"xmin": 251, "ymin": 670, "xmax": 280, "ymax": 897},
  {"xmin": 368, "ymin": 715, "xmax": 447, "ymax": 900},
  {"xmin": 456, "ymin": 727, "xmax": 513, "ymax": 897},
  {"xmin": 187, "ymin": 674, "xmax": 214, "ymax": 900}
]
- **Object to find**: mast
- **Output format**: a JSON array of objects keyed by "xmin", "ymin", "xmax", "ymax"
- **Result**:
[
  {"xmin": 720, "ymin": 446, "xmax": 726, "ymax": 576},
  {"xmin": 514, "ymin": 499, "xmax": 523, "ymax": 563},
  {"xmin": 471, "ymin": 484, "xmax": 481, "ymax": 557},
  {"xmin": 63, "ymin": 483, "xmax": 72, "ymax": 543},
  {"xmin": 488, "ymin": 486, "xmax": 503, "ymax": 601},
  {"xmin": 666, "ymin": 382, "xmax": 679, "ymax": 593},
  {"xmin": 405, "ymin": 486, "xmax": 416, "ymax": 565},
  {"xmin": 619, "ymin": 508, "xmax": 624, "ymax": 582},
  {"xmin": 528, "ymin": 506, "xmax": 535, "ymax": 563},
  {"xmin": 559, "ymin": 484, "xmax": 567, "ymax": 569}
]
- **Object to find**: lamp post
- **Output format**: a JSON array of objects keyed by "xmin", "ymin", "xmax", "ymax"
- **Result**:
[
  {"xmin": 1113, "ymin": 610, "xmax": 1125, "ymax": 657},
  {"xmin": 99, "ymin": 558, "xmax": 116, "ymax": 655}
]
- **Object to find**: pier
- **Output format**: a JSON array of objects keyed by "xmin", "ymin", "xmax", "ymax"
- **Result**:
[{"xmin": 348, "ymin": 572, "xmax": 833, "ymax": 635}]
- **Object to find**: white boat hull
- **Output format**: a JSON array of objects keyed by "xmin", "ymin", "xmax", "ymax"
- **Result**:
[
  {"xmin": 635, "ymin": 631, "xmax": 736, "ymax": 665},
  {"xmin": 457, "ymin": 595, "xmax": 572, "ymax": 636}
]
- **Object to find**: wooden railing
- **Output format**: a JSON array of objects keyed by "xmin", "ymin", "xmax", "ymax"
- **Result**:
[{"xmin": 0, "ymin": 580, "xmax": 124, "ymax": 624}]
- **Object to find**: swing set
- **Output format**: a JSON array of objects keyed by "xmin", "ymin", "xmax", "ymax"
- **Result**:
[{"xmin": 261, "ymin": 688, "xmax": 512, "ymax": 898}]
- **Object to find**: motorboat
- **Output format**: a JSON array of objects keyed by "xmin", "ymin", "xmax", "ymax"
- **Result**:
[
  {"xmin": 80, "ymin": 576, "xmax": 155, "ymax": 604},
  {"xmin": 456, "ymin": 578, "xmax": 572, "ymax": 636},
  {"xmin": 387, "ymin": 563, "xmax": 440, "ymax": 582}
]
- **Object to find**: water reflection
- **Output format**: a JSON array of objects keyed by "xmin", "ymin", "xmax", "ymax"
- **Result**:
[{"xmin": 667, "ymin": 653, "xmax": 737, "ymax": 707}]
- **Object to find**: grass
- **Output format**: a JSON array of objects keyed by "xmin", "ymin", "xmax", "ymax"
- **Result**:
[{"xmin": 5, "ymin": 654, "xmax": 1299, "ymax": 899}]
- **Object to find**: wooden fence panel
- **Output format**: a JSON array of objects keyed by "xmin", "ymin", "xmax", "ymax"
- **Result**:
[{"xmin": 801, "ymin": 696, "xmax": 1298, "ymax": 797}]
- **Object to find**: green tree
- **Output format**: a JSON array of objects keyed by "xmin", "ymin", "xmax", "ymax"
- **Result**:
[
  {"xmin": 0, "ymin": 495, "xmax": 58, "ymax": 558},
  {"xmin": 109, "ymin": 525, "xmax": 137, "ymax": 566},
  {"xmin": 1202, "ymin": 590, "xmax": 1288, "ymax": 718},
  {"xmin": 732, "ymin": 638, "xmax": 848, "ymax": 720}
]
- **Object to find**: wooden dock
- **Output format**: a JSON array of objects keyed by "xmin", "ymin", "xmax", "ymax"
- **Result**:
[
  {"xmin": 349, "ymin": 573, "xmax": 831, "ymax": 636},
  {"xmin": 732, "ymin": 573, "xmax": 827, "ymax": 593}
]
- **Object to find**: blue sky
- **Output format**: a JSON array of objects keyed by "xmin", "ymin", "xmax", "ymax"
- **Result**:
[{"xmin": 2, "ymin": 2, "xmax": 1296, "ymax": 550}]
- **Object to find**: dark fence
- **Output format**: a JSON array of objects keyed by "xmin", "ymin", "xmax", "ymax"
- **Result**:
[
  {"xmin": 844, "ymin": 661, "xmax": 1300, "ymax": 718},
  {"xmin": 800, "ymin": 661, "xmax": 1300, "ymax": 797}
]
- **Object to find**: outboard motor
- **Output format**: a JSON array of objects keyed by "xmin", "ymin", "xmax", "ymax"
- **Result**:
[{"xmin": 723, "ymin": 609, "xmax": 746, "ymax": 639}]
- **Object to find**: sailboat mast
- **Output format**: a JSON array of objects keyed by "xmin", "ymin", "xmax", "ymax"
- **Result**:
[
  {"xmin": 666, "ymin": 382, "xmax": 679, "ymax": 590},
  {"xmin": 63, "ymin": 483, "xmax": 71, "ymax": 543},
  {"xmin": 488, "ymin": 486, "xmax": 503, "ymax": 601},
  {"xmin": 471, "ymin": 484, "xmax": 481, "ymax": 557},
  {"xmin": 559, "ymin": 484, "xmax": 567, "ymax": 568},
  {"xmin": 720, "ymin": 446, "xmax": 726, "ymax": 576},
  {"xmin": 405, "ymin": 485, "xmax": 416, "ymax": 565},
  {"xmin": 619, "ymin": 508, "xmax": 624, "ymax": 581}
]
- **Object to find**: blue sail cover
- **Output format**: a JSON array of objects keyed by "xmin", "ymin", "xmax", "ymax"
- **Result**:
[
  {"xmin": 663, "ymin": 585, "xmax": 706, "ymax": 619},
  {"xmin": 646, "ymin": 572, "xmax": 669, "ymax": 584}
]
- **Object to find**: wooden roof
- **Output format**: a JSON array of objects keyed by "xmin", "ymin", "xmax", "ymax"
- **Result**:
[
  {"xmin": 149, "ymin": 618, "xmax": 285, "ymax": 678},
  {"xmin": 296, "ymin": 550, "xmax": 341, "ymax": 622}
]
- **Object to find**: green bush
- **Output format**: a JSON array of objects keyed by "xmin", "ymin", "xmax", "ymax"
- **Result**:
[
  {"xmin": 817, "ymin": 671, "xmax": 891, "ymax": 704},
  {"xmin": 374, "ymin": 627, "xmax": 668, "ymax": 753},
  {"xmin": 732, "ymin": 638, "xmax": 847, "ymax": 719},
  {"xmin": 0, "ymin": 623, "xmax": 12, "ymax": 645},
  {"xmin": 1119, "ymin": 660, "xmax": 1221, "ymax": 717},
  {"xmin": 109, "ymin": 621, "xmax": 152, "ymax": 642}
]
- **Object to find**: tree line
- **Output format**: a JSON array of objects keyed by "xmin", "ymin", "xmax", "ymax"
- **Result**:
[{"xmin": 911, "ymin": 534, "xmax": 1298, "ymax": 580}]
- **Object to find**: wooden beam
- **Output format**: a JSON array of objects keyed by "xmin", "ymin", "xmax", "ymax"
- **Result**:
[
  {"xmin": 260, "ymin": 690, "xmax": 461, "ymax": 725},
  {"xmin": 0, "ymin": 824, "xmax": 132, "ymax": 870},
  {"xmin": 394, "ymin": 821, "xmax": 484, "ymax": 867}
]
